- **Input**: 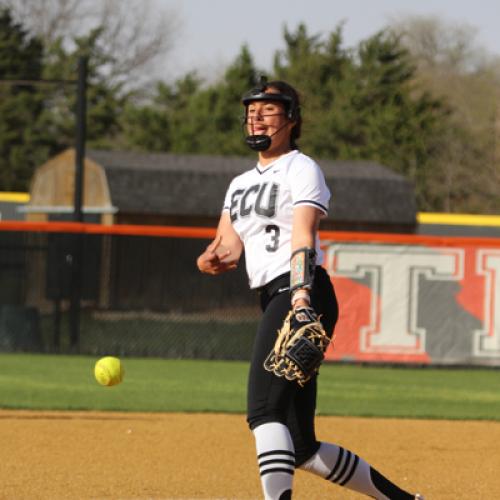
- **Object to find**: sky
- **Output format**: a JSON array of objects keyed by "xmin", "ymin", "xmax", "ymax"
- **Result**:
[{"xmin": 154, "ymin": 0, "xmax": 500, "ymax": 82}]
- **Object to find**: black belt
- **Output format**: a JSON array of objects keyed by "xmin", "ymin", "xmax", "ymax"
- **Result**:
[
  {"xmin": 257, "ymin": 266, "xmax": 327, "ymax": 300},
  {"xmin": 257, "ymin": 272, "xmax": 290, "ymax": 300}
]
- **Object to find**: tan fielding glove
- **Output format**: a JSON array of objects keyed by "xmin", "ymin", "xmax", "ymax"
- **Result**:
[{"xmin": 264, "ymin": 307, "xmax": 331, "ymax": 387}]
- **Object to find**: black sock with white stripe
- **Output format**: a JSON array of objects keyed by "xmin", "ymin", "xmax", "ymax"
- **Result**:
[
  {"xmin": 300, "ymin": 442, "xmax": 414, "ymax": 499},
  {"xmin": 253, "ymin": 422, "xmax": 295, "ymax": 500}
]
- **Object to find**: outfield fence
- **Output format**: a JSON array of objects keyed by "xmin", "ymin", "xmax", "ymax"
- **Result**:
[
  {"xmin": 0, "ymin": 222, "xmax": 258, "ymax": 359},
  {"xmin": 0, "ymin": 221, "xmax": 499, "ymax": 366}
]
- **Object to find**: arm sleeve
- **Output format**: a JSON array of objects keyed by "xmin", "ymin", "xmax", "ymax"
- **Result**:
[{"xmin": 289, "ymin": 158, "xmax": 330, "ymax": 215}]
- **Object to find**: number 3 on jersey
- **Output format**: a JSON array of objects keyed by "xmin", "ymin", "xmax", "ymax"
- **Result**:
[{"xmin": 265, "ymin": 225, "xmax": 280, "ymax": 252}]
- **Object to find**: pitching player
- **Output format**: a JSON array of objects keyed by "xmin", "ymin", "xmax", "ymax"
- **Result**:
[{"xmin": 197, "ymin": 78, "xmax": 424, "ymax": 500}]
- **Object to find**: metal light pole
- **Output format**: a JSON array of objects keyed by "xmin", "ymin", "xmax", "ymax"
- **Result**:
[
  {"xmin": 69, "ymin": 56, "xmax": 88, "ymax": 351},
  {"xmin": 74, "ymin": 56, "xmax": 87, "ymax": 222}
]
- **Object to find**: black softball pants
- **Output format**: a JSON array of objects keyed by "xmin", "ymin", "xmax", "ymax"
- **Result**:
[{"xmin": 246, "ymin": 266, "xmax": 339, "ymax": 466}]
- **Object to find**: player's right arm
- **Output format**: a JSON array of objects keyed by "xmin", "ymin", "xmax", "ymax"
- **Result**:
[{"xmin": 196, "ymin": 211, "xmax": 243, "ymax": 275}]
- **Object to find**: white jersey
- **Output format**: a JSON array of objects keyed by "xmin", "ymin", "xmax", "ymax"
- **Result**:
[{"xmin": 222, "ymin": 150, "xmax": 330, "ymax": 288}]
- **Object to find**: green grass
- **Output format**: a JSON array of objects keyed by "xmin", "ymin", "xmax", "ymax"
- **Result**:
[
  {"xmin": 0, "ymin": 354, "xmax": 248, "ymax": 413},
  {"xmin": 0, "ymin": 353, "xmax": 499, "ymax": 420},
  {"xmin": 316, "ymin": 364, "xmax": 500, "ymax": 420}
]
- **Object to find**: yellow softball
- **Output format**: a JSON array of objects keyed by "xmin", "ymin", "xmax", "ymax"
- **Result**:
[{"xmin": 94, "ymin": 356, "xmax": 124, "ymax": 387}]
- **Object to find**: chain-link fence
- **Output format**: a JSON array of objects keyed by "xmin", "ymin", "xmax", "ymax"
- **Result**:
[{"xmin": 0, "ymin": 225, "xmax": 261, "ymax": 360}]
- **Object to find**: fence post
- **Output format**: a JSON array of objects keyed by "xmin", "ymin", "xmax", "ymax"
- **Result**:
[{"xmin": 69, "ymin": 56, "xmax": 87, "ymax": 351}]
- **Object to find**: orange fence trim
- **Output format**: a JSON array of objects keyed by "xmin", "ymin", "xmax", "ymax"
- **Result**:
[
  {"xmin": 0, "ymin": 221, "xmax": 499, "ymax": 247},
  {"xmin": 0, "ymin": 221, "xmax": 215, "ymax": 239},
  {"xmin": 319, "ymin": 230, "xmax": 500, "ymax": 248}
]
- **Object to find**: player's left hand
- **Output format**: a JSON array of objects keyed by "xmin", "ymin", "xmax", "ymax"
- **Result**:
[{"xmin": 264, "ymin": 306, "xmax": 331, "ymax": 386}]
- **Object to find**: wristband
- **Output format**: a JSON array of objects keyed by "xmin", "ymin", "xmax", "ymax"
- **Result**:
[{"xmin": 291, "ymin": 289, "xmax": 311, "ymax": 307}]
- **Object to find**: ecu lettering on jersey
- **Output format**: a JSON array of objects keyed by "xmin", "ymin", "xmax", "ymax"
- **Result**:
[
  {"xmin": 230, "ymin": 182, "xmax": 279, "ymax": 222},
  {"xmin": 223, "ymin": 150, "xmax": 330, "ymax": 288}
]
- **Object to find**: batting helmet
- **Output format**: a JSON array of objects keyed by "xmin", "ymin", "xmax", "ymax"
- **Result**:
[{"xmin": 242, "ymin": 76, "xmax": 302, "ymax": 151}]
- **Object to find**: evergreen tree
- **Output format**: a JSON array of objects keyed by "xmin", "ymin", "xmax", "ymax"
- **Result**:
[
  {"xmin": 120, "ymin": 46, "xmax": 260, "ymax": 155},
  {"xmin": 165, "ymin": 72, "xmax": 210, "ymax": 153},
  {"xmin": 351, "ymin": 33, "xmax": 447, "ymax": 189},
  {"xmin": 164, "ymin": 45, "xmax": 259, "ymax": 155},
  {"xmin": 42, "ymin": 28, "xmax": 128, "ymax": 150},
  {"xmin": 119, "ymin": 85, "xmax": 171, "ymax": 152},
  {"xmin": 187, "ymin": 45, "xmax": 258, "ymax": 155},
  {"xmin": 274, "ymin": 23, "xmax": 355, "ymax": 157},
  {"xmin": 274, "ymin": 25, "xmax": 449, "ymax": 209},
  {"xmin": 0, "ymin": 8, "xmax": 130, "ymax": 190},
  {"xmin": 0, "ymin": 8, "xmax": 49, "ymax": 190}
]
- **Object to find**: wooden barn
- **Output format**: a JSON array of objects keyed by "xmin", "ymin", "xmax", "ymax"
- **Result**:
[{"xmin": 25, "ymin": 148, "xmax": 417, "ymax": 232}]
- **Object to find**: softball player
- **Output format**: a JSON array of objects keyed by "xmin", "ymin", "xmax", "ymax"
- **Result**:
[{"xmin": 197, "ymin": 79, "xmax": 423, "ymax": 500}]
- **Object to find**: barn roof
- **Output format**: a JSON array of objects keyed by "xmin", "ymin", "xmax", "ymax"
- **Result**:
[{"xmin": 86, "ymin": 149, "xmax": 416, "ymax": 227}]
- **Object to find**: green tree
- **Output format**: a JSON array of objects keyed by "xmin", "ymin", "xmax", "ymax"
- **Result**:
[
  {"xmin": 350, "ymin": 32, "xmax": 447, "ymax": 205},
  {"xmin": 274, "ymin": 24, "xmax": 449, "ymax": 210},
  {"xmin": 119, "ymin": 45, "xmax": 260, "ymax": 155},
  {"xmin": 182, "ymin": 45, "xmax": 258, "ymax": 155},
  {"xmin": 274, "ymin": 23, "xmax": 356, "ymax": 158},
  {"xmin": 0, "ymin": 7, "xmax": 132, "ymax": 190},
  {"xmin": 118, "ymin": 92, "xmax": 171, "ymax": 152},
  {"xmin": 41, "ymin": 28, "xmax": 128, "ymax": 150},
  {"xmin": 390, "ymin": 14, "xmax": 500, "ymax": 213},
  {"xmin": 0, "ymin": 8, "xmax": 50, "ymax": 190},
  {"xmin": 119, "ymin": 72, "xmax": 203, "ymax": 153}
]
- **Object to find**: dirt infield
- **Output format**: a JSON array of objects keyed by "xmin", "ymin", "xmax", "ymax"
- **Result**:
[{"xmin": 0, "ymin": 410, "xmax": 499, "ymax": 499}]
